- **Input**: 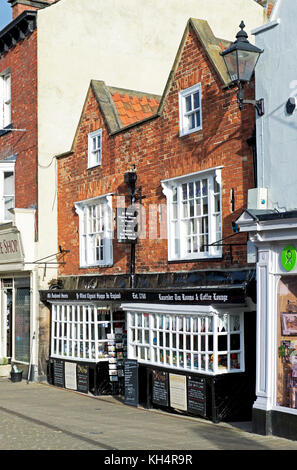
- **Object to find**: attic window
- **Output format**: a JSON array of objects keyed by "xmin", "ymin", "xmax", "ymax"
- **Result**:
[
  {"xmin": 179, "ymin": 83, "xmax": 202, "ymax": 137},
  {"xmin": 88, "ymin": 129, "xmax": 102, "ymax": 168}
]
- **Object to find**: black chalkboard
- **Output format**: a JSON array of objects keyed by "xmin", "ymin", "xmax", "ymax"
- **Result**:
[
  {"xmin": 152, "ymin": 370, "xmax": 169, "ymax": 406},
  {"xmin": 53, "ymin": 359, "xmax": 64, "ymax": 388},
  {"xmin": 124, "ymin": 359, "xmax": 138, "ymax": 406},
  {"xmin": 187, "ymin": 376, "xmax": 207, "ymax": 417},
  {"xmin": 77, "ymin": 364, "xmax": 89, "ymax": 394}
]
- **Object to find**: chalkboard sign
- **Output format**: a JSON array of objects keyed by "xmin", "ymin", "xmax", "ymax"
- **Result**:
[
  {"xmin": 152, "ymin": 370, "xmax": 169, "ymax": 406},
  {"xmin": 53, "ymin": 359, "xmax": 64, "ymax": 388},
  {"xmin": 187, "ymin": 376, "xmax": 207, "ymax": 417},
  {"xmin": 124, "ymin": 359, "xmax": 138, "ymax": 406},
  {"xmin": 77, "ymin": 364, "xmax": 89, "ymax": 394},
  {"xmin": 117, "ymin": 207, "xmax": 138, "ymax": 243}
]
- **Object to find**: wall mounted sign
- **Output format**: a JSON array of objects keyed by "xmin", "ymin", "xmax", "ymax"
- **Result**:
[
  {"xmin": 187, "ymin": 376, "xmax": 207, "ymax": 417},
  {"xmin": 152, "ymin": 370, "xmax": 169, "ymax": 406},
  {"xmin": 281, "ymin": 245, "xmax": 297, "ymax": 272},
  {"xmin": 169, "ymin": 373, "xmax": 187, "ymax": 411},
  {"xmin": 124, "ymin": 359, "xmax": 138, "ymax": 406},
  {"xmin": 117, "ymin": 207, "xmax": 138, "ymax": 243},
  {"xmin": 65, "ymin": 362, "xmax": 77, "ymax": 390}
]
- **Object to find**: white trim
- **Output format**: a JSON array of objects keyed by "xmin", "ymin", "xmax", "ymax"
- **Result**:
[
  {"xmin": 251, "ymin": 18, "xmax": 280, "ymax": 36},
  {"xmin": 179, "ymin": 82, "xmax": 202, "ymax": 137},
  {"xmin": 88, "ymin": 128, "xmax": 102, "ymax": 169}
]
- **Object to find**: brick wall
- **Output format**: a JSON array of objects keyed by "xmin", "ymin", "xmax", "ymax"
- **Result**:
[
  {"xmin": 0, "ymin": 29, "xmax": 38, "ymax": 218},
  {"xmin": 57, "ymin": 26, "xmax": 255, "ymax": 278}
]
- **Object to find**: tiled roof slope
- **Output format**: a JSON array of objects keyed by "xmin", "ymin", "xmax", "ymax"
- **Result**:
[{"xmin": 108, "ymin": 87, "xmax": 161, "ymax": 127}]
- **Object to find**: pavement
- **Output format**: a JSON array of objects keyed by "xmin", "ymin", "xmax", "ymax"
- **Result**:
[{"xmin": 0, "ymin": 377, "xmax": 297, "ymax": 453}]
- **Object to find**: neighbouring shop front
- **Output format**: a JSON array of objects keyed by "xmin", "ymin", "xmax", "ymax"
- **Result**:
[
  {"xmin": 40, "ymin": 269, "xmax": 256, "ymax": 423},
  {"xmin": 0, "ymin": 223, "xmax": 35, "ymax": 376},
  {"xmin": 237, "ymin": 209, "xmax": 297, "ymax": 440}
]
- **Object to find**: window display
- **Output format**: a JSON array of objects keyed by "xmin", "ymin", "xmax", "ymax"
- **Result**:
[
  {"xmin": 51, "ymin": 304, "xmax": 125, "ymax": 362},
  {"xmin": 277, "ymin": 276, "xmax": 297, "ymax": 409},
  {"xmin": 127, "ymin": 309, "xmax": 244, "ymax": 375}
]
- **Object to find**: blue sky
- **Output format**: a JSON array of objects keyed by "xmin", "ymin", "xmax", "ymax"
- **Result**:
[{"xmin": 0, "ymin": 1, "xmax": 12, "ymax": 31}]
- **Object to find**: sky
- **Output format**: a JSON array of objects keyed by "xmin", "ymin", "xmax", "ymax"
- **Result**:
[{"xmin": 0, "ymin": 0, "xmax": 12, "ymax": 31}]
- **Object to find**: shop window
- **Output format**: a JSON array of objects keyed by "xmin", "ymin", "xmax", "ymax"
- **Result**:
[
  {"xmin": 127, "ymin": 309, "xmax": 244, "ymax": 375},
  {"xmin": 51, "ymin": 305, "xmax": 125, "ymax": 362},
  {"xmin": 0, "ymin": 70, "xmax": 11, "ymax": 130},
  {"xmin": 162, "ymin": 168, "xmax": 222, "ymax": 261},
  {"xmin": 75, "ymin": 194, "xmax": 113, "ymax": 267},
  {"xmin": 179, "ymin": 83, "xmax": 202, "ymax": 136},
  {"xmin": 88, "ymin": 129, "xmax": 102, "ymax": 168}
]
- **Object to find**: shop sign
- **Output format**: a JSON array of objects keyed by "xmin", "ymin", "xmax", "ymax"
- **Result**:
[
  {"xmin": 42, "ymin": 287, "xmax": 246, "ymax": 305},
  {"xmin": 0, "ymin": 229, "xmax": 23, "ymax": 264},
  {"xmin": 152, "ymin": 370, "xmax": 169, "ymax": 406},
  {"xmin": 124, "ymin": 359, "xmax": 138, "ymax": 406},
  {"xmin": 187, "ymin": 376, "xmax": 207, "ymax": 417},
  {"xmin": 169, "ymin": 374, "xmax": 187, "ymax": 411},
  {"xmin": 117, "ymin": 207, "xmax": 138, "ymax": 243},
  {"xmin": 281, "ymin": 245, "xmax": 297, "ymax": 272}
]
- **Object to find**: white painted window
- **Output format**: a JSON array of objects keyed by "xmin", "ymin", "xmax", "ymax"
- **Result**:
[
  {"xmin": 162, "ymin": 168, "xmax": 222, "ymax": 261},
  {"xmin": 125, "ymin": 305, "xmax": 244, "ymax": 375},
  {"xmin": 179, "ymin": 83, "xmax": 202, "ymax": 136},
  {"xmin": 51, "ymin": 305, "xmax": 125, "ymax": 362},
  {"xmin": 0, "ymin": 71, "xmax": 11, "ymax": 129},
  {"xmin": 88, "ymin": 129, "xmax": 102, "ymax": 168},
  {"xmin": 0, "ymin": 161, "xmax": 15, "ymax": 222},
  {"xmin": 75, "ymin": 194, "xmax": 113, "ymax": 267}
]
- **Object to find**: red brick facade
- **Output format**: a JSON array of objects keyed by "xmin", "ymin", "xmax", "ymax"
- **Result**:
[
  {"xmin": 0, "ymin": 27, "xmax": 38, "ymax": 218},
  {"xmin": 57, "ymin": 23, "xmax": 256, "ymax": 279}
]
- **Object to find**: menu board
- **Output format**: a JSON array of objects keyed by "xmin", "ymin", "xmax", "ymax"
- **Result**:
[
  {"xmin": 124, "ymin": 359, "xmax": 138, "ymax": 406},
  {"xmin": 169, "ymin": 374, "xmax": 187, "ymax": 411},
  {"xmin": 65, "ymin": 362, "xmax": 77, "ymax": 390},
  {"xmin": 77, "ymin": 364, "xmax": 89, "ymax": 394},
  {"xmin": 152, "ymin": 370, "xmax": 169, "ymax": 406},
  {"xmin": 187, "ymin": 376, "xmax": 207, "ymax": 417},
  {"xmin": 53, "ymin": 359, "xmax": 64, "ymax": 388}
]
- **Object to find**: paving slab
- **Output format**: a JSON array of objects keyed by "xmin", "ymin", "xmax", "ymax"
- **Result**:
[{"xmin": 0, "ymin": 378, "xmax": 297, "ymax": 451}]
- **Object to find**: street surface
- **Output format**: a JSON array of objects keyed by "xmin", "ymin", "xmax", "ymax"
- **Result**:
[{"xmin": 0, "ymin": 378, "xmax": 297, "ymax": 452}]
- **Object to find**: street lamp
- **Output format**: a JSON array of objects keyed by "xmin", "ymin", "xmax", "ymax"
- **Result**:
[{"xmin": 220, "ymin": 21, "xmax": 264, "ymax": 116}]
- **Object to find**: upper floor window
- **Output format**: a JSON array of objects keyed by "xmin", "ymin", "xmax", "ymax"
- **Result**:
[
  {"xmin": 0, "ymin": 71, "xmax": 11, "ymax": 129},
  {"xmin": 75, "ymin": 194, "xmax": 113, "ymax": 267},
  {"xmin": 179, "ymin": 83, "xmax": 202, "ymax": 136},
  {"xmin": 162, "ymin": 168, "xmax": 222, "ymax": 261},
  {"xmin": 0, "ymin": 161, "xmax": 15, "ymax": 222},
  {"xmin": 88, "ymin": 129, "xmax": 102, "ymax": 168}
]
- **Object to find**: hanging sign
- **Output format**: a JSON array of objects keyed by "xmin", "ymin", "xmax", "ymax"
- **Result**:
[
  {"xmin": 281, "ymin": 245, "xmax": 297, "ymax": 272},
  {"xmin": 117, "ymin": 207, "xmax": 138, "ymax": 243},
  {"xmin": 0, "ymin": 229, "xmax": 24, "ymax": 264}
]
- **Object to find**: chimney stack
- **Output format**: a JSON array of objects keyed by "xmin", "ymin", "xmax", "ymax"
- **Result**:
[{"xmin": 8, "ymin": 0, "xmax": 55, "ymax": 20}]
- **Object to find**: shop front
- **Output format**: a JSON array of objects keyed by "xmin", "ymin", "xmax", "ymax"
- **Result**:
[
  {"xmin": 237, "ymin": 209, "xmax": 297, "ymax": 439},
  {"xmin": 41, "ymin": 273, "xmax": 256, "ymax": 423},
  {"xmin": 0, "ymin": 218, "xmax": 36, "ymax": 378}
]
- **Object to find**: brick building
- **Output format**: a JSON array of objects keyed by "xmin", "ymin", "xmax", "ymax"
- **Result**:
[
  {"xmin": 0, "ymin": 0, "xmax": 264, "ymax": 384},
  {"xmin": 43, "ymin": 19, "xmax": 258, "ymax": 422}
]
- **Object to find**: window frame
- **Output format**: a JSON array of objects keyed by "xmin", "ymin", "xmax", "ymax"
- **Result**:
[
  {"xmin": 0, "ymin": 160, "xmax": 15, "ymax": 222},
  {"xmin": 161, "ymin": 167, "xmax": 222, "ymax": 262},
  {"xmin": 123, "ymin": 304, "xmax": 245, "ymax": 375},
  {"xmin": 179, "ymin": 82, "xmax": 202, "ymax": 137},
  {"xmin": 0, "ymin": 70, "xmax": 11, "ymax": 130},
  {"xmin": 88, "ymin": 128, "xmax": 102, "ymax": 169},
  {"xmin": 74, "ymin": 194, "xmax": 113, "ymax": 268},
  {"xmin": 50, "ymin": 304, "xmax": 125, "ymax": 362}
]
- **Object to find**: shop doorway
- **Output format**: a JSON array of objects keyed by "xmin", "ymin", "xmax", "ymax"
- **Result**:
[{"xmin": 3, "ymin": 279, "xmax": 13, "ymax": 359}]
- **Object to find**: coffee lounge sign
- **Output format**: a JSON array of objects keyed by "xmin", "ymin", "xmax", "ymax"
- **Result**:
[{"xmin": 0, "ymin": 230, "xmax": 23, "ymax": 264}]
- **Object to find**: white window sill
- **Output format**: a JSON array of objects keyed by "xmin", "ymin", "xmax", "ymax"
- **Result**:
[
  {"xmin": 179, "ymin": 126, "xmax": 202, "ymax": 137},
  {"xmin": 87, "ymin": 163, "xmax": 101, "ymax": 170},
  {"xmin": 79, "ymin": 263, "xmax": 113, "ymax": 269},
  {"xmin": 168, "ymin": 253, "xmax": 222, "ymax": 262}
]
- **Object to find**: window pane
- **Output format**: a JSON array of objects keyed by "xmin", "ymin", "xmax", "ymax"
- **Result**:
[{"xmin": 185, "ymin": 95, "xmax": 192, "ymax": 112}]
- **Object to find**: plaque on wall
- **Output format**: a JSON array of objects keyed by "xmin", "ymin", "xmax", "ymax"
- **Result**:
[
  {"xmin": 65, "ymin": 362, "xmax": 77, "ymax": 390},
  {"xmin": 77, "ymin": 364, "xmax": 89, "ymax": 394},
  {"xmin": 169, "ymin": 373, "xmax": 187, "ymax": 411},
  {"xmin": 152, "ymin": 370, "xmax": 169, "ymax": 407},
  {"xmin": 124, "ymin": 359, "xmax": 138, "ymax": 406},
  {"xmin": 53, "ymin": 359, "xmax": 64, "ymax": 388},
  {"xmin": 187, "ymin": 376, "xmax": 207, "ymax": 417}
]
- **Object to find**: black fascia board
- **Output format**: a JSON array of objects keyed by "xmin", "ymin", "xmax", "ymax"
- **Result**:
[{"xmin": 0, "ymin": 10, "xmax": 37, "ymax": 45}]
